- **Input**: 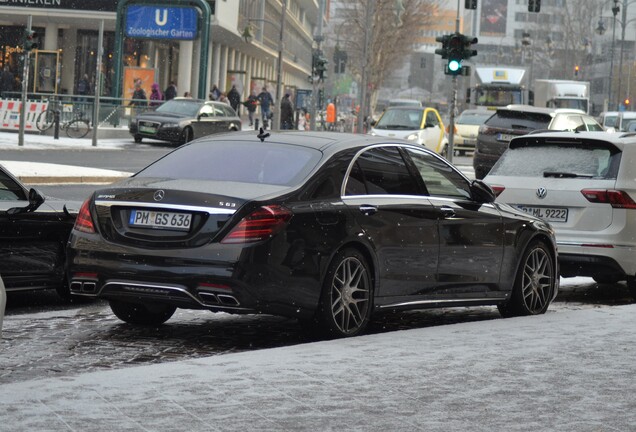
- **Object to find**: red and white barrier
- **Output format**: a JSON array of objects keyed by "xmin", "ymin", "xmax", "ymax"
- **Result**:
[{"xmin": 0, "ymin": 99, "xmax": 48, "ymax": 130}]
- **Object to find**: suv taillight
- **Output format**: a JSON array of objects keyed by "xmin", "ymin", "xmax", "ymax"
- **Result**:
[
  {"xmin": 581, "ymin": 189, "xmax": 636, "ymax": 209},
  {"xmin": 73, "ymin": 199, "xmax": 96, "ymax": 233},
  {"xmin": 489, "ymin": 185, "xmax": 505, "ymax": 197},
  {"xmin": 221, "ymin": 205, "xmax": 292, "ymax": 244}
]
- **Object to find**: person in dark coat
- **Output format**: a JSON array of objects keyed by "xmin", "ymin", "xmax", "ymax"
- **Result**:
[
  {"xmin": 164, "ymin": 81, "xmax": 177, "ymax": 101},
  {"xmin": 280, "ymin": 93, "xmax": 294, "ymax": 130},
  {"xmin": 227, "ymin": 85, "xmax": 241, "ymax": 114},
  {"xmin": 0, "ymin": 66, "xmax": 15, "ymax": 98},
  {"xmin": 257, "ymin": 85, "xmax": 274, "ymax": 129}
]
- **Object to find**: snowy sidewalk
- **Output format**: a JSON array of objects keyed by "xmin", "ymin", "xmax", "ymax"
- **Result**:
[{"xmin": 1, "ymin": 304, "xmax": 635, "ymax": 431}]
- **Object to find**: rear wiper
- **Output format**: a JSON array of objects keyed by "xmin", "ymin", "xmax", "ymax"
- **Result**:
[{"xmin": 543, "ymin": 171, "xmax": 593, "ymax": 178}]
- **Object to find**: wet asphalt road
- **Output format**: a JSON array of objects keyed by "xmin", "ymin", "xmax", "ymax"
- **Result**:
[{"xmin": 2, "ymin": 279, "xmax": 634, "ymax": 385}]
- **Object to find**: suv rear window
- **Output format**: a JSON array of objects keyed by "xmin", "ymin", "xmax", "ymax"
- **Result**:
[
  {"xmin": 490, "ymin": 144, "xmax": 620, "ymax": 179},
  {"xmin": 485, "ymin": 110, "xmax": 552, "ymax": 131}
]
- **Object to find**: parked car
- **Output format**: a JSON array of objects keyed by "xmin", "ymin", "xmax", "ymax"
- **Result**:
[
  {"xmin": 0, "ymin": 165, "xmax": 79, "ymax": 298},
  {"xmin": 484, "ymin": 131, "xmax": 636, "ymax": 295},
  {"xmin": 450, "ymin": 109, "xmax": 493, "ymax": 155},
  {"xmin": 369, "ymin": 106, "xmax": 449, "ymax": 156},
  {"xmin": 67, "ymin": 131, "xmax": 558, "ymax": 338},
  {"xmin": 129, "ymin": 98, "xmax": 241, "ymax": 145},
  {"xmin": 473, "ymin": 105, "xmax": 604, "ymax": 179},
  {"xmin": 598, "ymin": 111, "xmax": 618, "ymax": 130}
]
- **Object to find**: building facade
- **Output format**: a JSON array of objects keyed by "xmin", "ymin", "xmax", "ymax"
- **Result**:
[{"xmin": 0, "ymin": 0, "xmax": 325, "ymax": 106}]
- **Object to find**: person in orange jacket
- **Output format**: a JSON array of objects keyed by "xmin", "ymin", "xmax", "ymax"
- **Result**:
[{"xmin": 326, "ymin": 101, "xmax": 336, "ymax": 130}]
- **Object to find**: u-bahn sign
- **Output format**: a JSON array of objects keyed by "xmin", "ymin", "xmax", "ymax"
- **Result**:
[{"xmin": 125, "ymin": 5, "xmax": 198, "ymax": 40}]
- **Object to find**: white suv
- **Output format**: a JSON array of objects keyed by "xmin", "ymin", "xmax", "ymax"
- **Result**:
[{"xmin": 484, "ymin": 131, "xmax": 636, "ymax": 295}]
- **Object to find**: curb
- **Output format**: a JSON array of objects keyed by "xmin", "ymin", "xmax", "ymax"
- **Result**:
[{"xmin": 19, "ymin": 175, "xmax": 130, "ymax": 185}]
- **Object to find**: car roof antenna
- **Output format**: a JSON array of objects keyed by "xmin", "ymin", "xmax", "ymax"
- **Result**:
[{"xmin": 257, "ymin": 127, "xmax": 270, "ymax": 142}]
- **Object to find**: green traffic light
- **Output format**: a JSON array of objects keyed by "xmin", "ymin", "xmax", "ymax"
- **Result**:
[{"xmin": 448, "ymin": 60, "xmax": 461, "ymax": 72}]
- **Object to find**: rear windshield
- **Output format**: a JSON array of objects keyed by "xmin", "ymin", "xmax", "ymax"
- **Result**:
[
  {"xmin": 485, "ymin": 110, "xmax": 552, "ymax": 131},
  {"xmin": 490, "ymin": 144, "xmax": 619, "ymax": 179},
  {"xmin": 137, "ymin": 140, "xmax": 323, "ymax": 186}
]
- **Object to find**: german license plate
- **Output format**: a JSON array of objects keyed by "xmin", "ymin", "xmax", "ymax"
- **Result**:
[
  {"xmin": 516, "ymin": 205, "xmax": 568, "ymax": 223},
  {"xmin": 139, "ymin": 125, "xmax": 157, "ymax": 134},
  {"xmin": 129, "ymin": 210, "xmax": 192, "ymax": 230},
  {"xmin": 497, "ymin": 133, "xmax": 515, "ymax": 142}
]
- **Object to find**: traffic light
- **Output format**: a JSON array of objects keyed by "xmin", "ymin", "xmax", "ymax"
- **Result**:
[
  {"xmin": 528, "ymin": 0, "xmax": 541, "ymax": 12},
  {"xmin": 465, "ymin": 0, "xmax": 477, "ymax": 10},
  {"xmin": 435, "ymin": 35, "xmax": 451, "ymax": 59},
  {"xmin": 574, "ymin": 65, "xmax": 580, "ymax": 77},
  {"xmin": 312, "ymin": 49, "xmax": 328, "ymax": 81},
  {"xmin": 23, "ymin": 29, "xmax": 38, "ymax": 51},
  {"xmin": 446, "ymin": 33, "xmax": 464, "ymax": 75},
  {"xmin": 625, "ymin": 98, "xmax": 630, "ymax": 108},
  {"xmin": 462, "ymin": 35, "xmax": 478, "ymax": 60}
]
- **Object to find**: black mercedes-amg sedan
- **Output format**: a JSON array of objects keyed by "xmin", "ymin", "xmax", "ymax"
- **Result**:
[{"xmin": 67, "ymin": 131, "xmax": 558, "ymax": 338}]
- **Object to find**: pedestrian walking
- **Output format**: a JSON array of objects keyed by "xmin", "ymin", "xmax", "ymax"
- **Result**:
[
  {"xmin": 280, "ymin": 93, "xmax": 294, "ymax": 130},
  {"xmin": 257, "ymin": 85, "xmax": 274, "ymax": 129},
  {"xmin": 227, "ymin": 85, "xmax": 241, "ymax": 114},
  {"xmin": 164, "ymin": 81, "xmax": 177, "ymax": 101},
  {"xmin": 209, "ymin": 84, "xmax": 221, "ymax": 101},
  {"xmin": 149, "ymin": 83, "xmax": 163, "ymax": 107},
  {"xmin": 129, "ymin": 79, "xmax": 147, "ymax": 107},
  {"xmin": 242, "ymin": 90, "xmax": 259, "ymax": 127}
]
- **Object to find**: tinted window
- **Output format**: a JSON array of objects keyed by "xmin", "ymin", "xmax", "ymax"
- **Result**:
[
  {"xmin": 345, "ymin": 147, "xmax": 420, "ymax": 195},
  {"xmin": 491, "ymin": 145, "xmax": 618, "ymax": 179},
  {"xmin": 138, "ymin": 141, "xmax": 322, "ymax": 186},
  {"xmin": 404, "ymin": 148, "xmax": 471, "ymax": 199},
  {"xmin": 156, "ymin": 100, "xmax": 202, "ymax": 116},
  {"xmin": 485, "ymin": 110, "xmax": 552, "ymax": 130}
]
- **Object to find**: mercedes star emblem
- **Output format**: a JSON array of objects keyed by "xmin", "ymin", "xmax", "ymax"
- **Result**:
[{"xmin": 153, "ymin": 190, "xmax": 165, "ymax": 201}]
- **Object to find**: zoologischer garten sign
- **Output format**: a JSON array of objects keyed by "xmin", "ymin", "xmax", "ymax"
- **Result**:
[{"xmin": 125, "ymin": 5, "xmax": 197, "ymax": 40}]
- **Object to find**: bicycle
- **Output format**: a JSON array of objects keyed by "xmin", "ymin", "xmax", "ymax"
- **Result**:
[{"xmin": 36, "ymin": 100, "xmax": 91, "ymax": 139}]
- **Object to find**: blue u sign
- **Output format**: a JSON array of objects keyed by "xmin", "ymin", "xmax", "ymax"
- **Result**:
[{"xmin": 126, "ymin": 5, "xmax": 198, "ymax": 40}]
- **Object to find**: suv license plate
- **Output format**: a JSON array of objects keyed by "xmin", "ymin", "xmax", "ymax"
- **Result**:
[
  {"xmin": 130, "ymin": 210, "xmax": 192, "ymax": 230},
  {"xmin": 516, "ymin": 205, "xmax": 568, "ymax": 223},
  {"xmin": 497, "ymin": 133, "xmax": 516, "ymax": 142}
]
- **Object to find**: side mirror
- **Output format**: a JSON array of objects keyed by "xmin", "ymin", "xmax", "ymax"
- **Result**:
[
  {"xmin": 470, "ymin": 179, "xmax": 496, "ymax": 204},
  {"xmin": 6, "ymin": 188, "xmax": 45, "ymax": 216}
]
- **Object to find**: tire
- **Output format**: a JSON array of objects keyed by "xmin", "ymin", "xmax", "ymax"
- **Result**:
[
  {"xmin": 134, "ymin": 135, "xmax": 143, "ymax": 143},
  {"xmin": 498, "ymin": 240, "xmax": 555, "ymax": 318},
  {"xmin": 592, "ymin": 275, "xmax": 622, "ymax": 284},
  {"xmin": 626, "ymin": 277, "xmax": 636, "ymax": 299},
  {"xmin": 310, "ymin": 248, "xmax": 373, "ymax": 338},
  {"xmin": 65, "ymin": 119, "xmax": 90, "ymax": 138},
  {"xmin": 36, "ymin": 110, "xmax": 55, "ymax": 132},
  {"xmin": 180, "ymin": 127, "xmax": 193, "ymax": 145},
  {"xmin": 109, "ymin": 300, "xmax": 176, "ymax": 326}
]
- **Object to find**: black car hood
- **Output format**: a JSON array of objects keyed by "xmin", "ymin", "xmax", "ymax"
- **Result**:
[{"xmin": 98, "ymin": 177, "xmax": 291, "ymax": 203}]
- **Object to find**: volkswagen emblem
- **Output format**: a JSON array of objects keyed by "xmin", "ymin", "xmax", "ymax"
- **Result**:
[
  {"xmin": 536, "ymin": 187, "xmax": 547, "ymax": 199},
  {"xmin": 153, "ymin": 190, "xmax": 165, "ymax": 201}
]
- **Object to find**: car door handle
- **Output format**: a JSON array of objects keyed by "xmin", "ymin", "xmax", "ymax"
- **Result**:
[
  {"xmin": 359, "ymin": 205, "xmax": 378, "ymax": 216},
  {"xmin": 439, "ymin": 206, "xmax": 455, "ymax": 219}
]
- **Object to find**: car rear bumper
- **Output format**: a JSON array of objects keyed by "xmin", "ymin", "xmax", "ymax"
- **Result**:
[{"xmin": 558, "ymin": 241, "xmax": 636, "ymax": 278}]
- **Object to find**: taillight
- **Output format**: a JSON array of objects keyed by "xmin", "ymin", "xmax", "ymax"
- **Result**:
[
  {"xmin": 478, "ymin": 125, "xmax": 495, "ymax": 135},
  {"xmin": 489, "ymin": 185, "xmax": 505, "ymax": 197},
  {"xmin": 74, "ymin": 199, "xmax": 96, "ymax": 233},
  {"xmin": 581, "ymin": 189, "xmax": 636, "ymax": 209},
  {"xmin": 221, "ymin": 205, "xmax": 292, "ymax": 244}
]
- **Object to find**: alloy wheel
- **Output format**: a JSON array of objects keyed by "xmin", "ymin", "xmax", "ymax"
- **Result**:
[
  {"xmin": 521, "ymin": 247, "xmax": 553, "ymax": 314},
  {"xmin": 330, "ymin": 256, "xmax": 371, "ymax": 335}
]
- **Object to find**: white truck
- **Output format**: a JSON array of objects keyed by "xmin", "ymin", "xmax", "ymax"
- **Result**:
[
  {"xmin": 532, "ymin": 79, "xmax": 590, "ymax": 114},
  {"xmin": 465, "ymin": 66, "xmax": 531, "ymax": 110}
]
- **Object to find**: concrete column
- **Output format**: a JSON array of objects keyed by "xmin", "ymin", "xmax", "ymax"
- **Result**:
[
  {"xmin": 206, "ymin": 39, "xmax": 214, "ymax": 93},
  {"xmin": 178, "ymin": 40, "xmax": 193, "ymax": 96},
  {"xmin": 211, "ymin": 43, "xmax": 221, "ymax": 88},
  {"xmin": 219, "ymin": 45, "xmax": 229, "ymax": 91},
  {"xmin": 44, "ymin": 23, "xmax": 58, "ymax": 51},
  {"xmin": 60, "ymin": 29, "xmax": 77, "ymax": 94}
]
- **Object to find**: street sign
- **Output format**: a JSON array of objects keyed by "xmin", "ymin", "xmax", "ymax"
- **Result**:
[{"xmin": 125, "ymin": 5, "xmax": 198, "ymax": 40}]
